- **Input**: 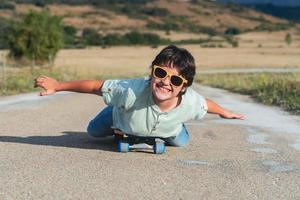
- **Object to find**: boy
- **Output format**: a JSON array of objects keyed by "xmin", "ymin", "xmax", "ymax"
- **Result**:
[{"xmin": 34, "ymin": 45, "xmax": 244, "ymax": 147}]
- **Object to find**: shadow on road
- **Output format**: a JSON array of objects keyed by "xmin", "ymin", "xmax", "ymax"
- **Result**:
[{"xmin": 0, "ymin": 131, "xmax": 117, "ymax": 152}]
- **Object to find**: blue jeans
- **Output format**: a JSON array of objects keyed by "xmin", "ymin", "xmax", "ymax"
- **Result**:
[{"xmin": 87, "ymin": 106, "xmax": 189, "ymax": 147}]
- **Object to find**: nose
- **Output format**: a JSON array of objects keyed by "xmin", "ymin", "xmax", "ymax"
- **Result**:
[{"xmin": 161, "ymin": 75, "xmax": 171, "ymax": 85}]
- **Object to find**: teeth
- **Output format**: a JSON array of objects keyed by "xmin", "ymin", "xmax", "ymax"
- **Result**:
[{"xmin": 158, "ymin": 85, "xmax": 170, "ymax": 92}]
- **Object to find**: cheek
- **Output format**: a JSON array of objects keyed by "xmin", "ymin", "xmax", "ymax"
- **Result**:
[
  {"xmin": 173, "ymin": 87, "xmax": 182, "ymax": 96},
  {"xmin": 150, "ymin": 78, "xmax": 157, "ymax": 91}
]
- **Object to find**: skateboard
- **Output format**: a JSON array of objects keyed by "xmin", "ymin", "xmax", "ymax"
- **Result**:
[{"xmin": 114, "ymin": 130, "xmax": 166, "ymax": 154}]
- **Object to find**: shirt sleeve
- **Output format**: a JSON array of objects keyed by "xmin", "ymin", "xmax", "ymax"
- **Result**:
[
  {"xmin": 184, "ymin": 88, "xmax": 208, "ymax": 120},
  {"xmin": 101, "ymin": 78, "xmax": 146, "ymax": 110},
  {"xmin": 194, "ymin": 93, "xmax": 208, "ymax": 120}
]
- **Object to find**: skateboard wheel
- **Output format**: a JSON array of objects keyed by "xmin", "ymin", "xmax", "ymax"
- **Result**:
[
  {"xmin": 118, "ymin": 141, "xmax": 129, "ymax": 153},
  {"xmin": 154, "ymin": 142, "xmax": 165, "ymax": 154}
]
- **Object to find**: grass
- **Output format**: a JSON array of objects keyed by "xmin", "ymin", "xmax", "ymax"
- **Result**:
[
  {"xmin": 0, "ymin": 67, "xmax": 95, "ymax": 96},
  {"xmin": 196, "ymin": 73, "xmax": 300, "ymax": 115},
  {"xmin": 0, "ymin": 66, "xmax": 141, "ymax": 97},
  {"xmin": 0, "ymin": 68, "xmax": 65, "ymax": 96}
]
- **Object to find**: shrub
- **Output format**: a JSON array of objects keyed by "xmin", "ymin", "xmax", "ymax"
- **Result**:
[
  {"xmin": 285, "ymin": 33, "xmax": 292, "ymax": 46},
  {"xmin": 63, "ymin": 25, "xmax": 77, "ymax": 46},
  {"xmin": 7, "ymin": 10, "xmax": 64, "ymax": 63},
  {"xmin": 142, "ymin": 7, "xmax": 169, "ymax": 17},
  {"xmin": 224, "ymin": 27, "xmax": 241, "ymax": 35},
  {"xmin": 123, "ymin": 31, "xmax": 160, "ymax": 45},
  {"xmin": 198, "ymin": 26, "xmax": 218, "ymax": 36},
  {"xmin": 224, "ymin": 35, "xmax": 239, "ymax": 47},
  {"xmin": 0, "ymin": 1, "xmax": 15, "ymax": 10},
  {"xmin": 103, "ymin": 33, "xmax": 123, "ymax": 46},
  {"xmin": 82, "ymin": 28, "xmax": 103, "ymax": 46}
]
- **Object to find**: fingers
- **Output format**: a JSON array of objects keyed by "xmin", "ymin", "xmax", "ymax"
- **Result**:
[
  {"xmin": 34, "ymin": 76, "xmax": 45, "ymax": 88},
  {"xmin": 34, "ymin": 76, "xmax": 51, "ymax": 88},
  {"xmin": 34, "ymin": 76, "xmax": 57, "ymax": 96},
  {"xmin": 232, "ymin": 113, "xmax": 246, "ymax": 120},
  {"xmin": 39, "ymin": 91, "xmax": 49, "ymax": 96},
  {"xmin": 220, "ymin": 111, "xmax": 245, "ymax": 120},
  {"xmin": 238, "ymin": 114, "xmax": 246, "ymax": 120}
]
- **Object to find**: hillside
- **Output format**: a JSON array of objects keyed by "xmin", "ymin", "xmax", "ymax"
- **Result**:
[
  {"xmin": 0, "ymin": 0, "xmax": 294, "ymax": 35},
  {"xmin": 1, "ymin": 0, "xmax": 299, "ymax": 52}
]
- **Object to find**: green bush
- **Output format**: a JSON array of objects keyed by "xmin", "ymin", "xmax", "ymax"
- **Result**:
[
  {"xmin": 224, "ymin": 35, "xmax": 239, "ymax": 47},
  {"xmin": 0, "ymin": 1, "xmax": 15, "ymax": 10},
  {"xmin": 7, "ymin": 10, "xmax": 64, "ymax": 63},
  {"xmin": 142, "ymin": 7, "xmax": 169, "ymax": 17},
  {"xmin": 123, "ymin": 31, "xmax": 160, "ymax": 45},
  {"xmin": 63, "ymin": 25, "xmax": 77, "ymax": 46},
  {"xmin": 198, "ymin": 26, "xmax": 218, "ymax": 36},
  {"xmin": 82, "ymin": 28, "xmax": 103, "ymax": 46},
  {"xmin": 285, "ymin": 33, "xmax": 292, "ymax": 46},
  {"xmin": 224, "ymin": 27, "xmax": 241, "ymax": 35},
  {"xmin": 103, "ymin": 33, "xmax": 123, "ymax": 46}
]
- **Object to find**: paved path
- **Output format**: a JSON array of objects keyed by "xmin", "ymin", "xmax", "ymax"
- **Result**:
[{"xmin": 0, "ymin": 84, "xmax": 300, "ymax": 199}]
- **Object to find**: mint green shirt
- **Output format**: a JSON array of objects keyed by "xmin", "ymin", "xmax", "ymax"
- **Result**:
[{"xmin": 101, "ymin": 77, "xmax": 208, "ymax": 138}]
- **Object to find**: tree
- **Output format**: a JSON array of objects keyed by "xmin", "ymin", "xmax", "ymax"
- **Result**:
[
  {"xmin": 285, "ymin": 33, "xmax": 292, "ymax": 46},
  {"xmin": 0, "ymin": 18, "xmax": 10, "ymax": 49},
  {"xmin": 7, "ymin": 10, "xmax": 64, "ymax": 64}
]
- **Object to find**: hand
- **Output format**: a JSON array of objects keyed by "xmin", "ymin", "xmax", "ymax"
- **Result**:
[
  {"xmin": 219, "ymin": 110, "xmax": 245, "ymax": 120},
  {"xmin": 34, "ymin": 75, "xmax": 59, "ymax": 96}
]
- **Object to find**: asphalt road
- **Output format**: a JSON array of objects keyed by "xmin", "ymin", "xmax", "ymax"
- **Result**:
[{"xmin": 0, "ymin": 84, "xmax": 300, "ymax": 200}]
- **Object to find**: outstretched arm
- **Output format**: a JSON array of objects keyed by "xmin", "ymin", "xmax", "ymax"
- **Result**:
[
  {"xmin": 206, "ymin": 98, "xmax": 245, "ymax": 120},
  {"xmin": 34, "ymin": 76, "xmax": 104, "ymax": 96}
]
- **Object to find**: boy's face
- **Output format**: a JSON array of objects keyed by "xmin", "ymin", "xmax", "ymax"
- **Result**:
[{"xmin": 150, "ymin": 64, "xmax": 186, "ymax": 104}]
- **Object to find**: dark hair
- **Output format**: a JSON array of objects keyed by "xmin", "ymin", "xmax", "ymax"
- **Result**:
[{"xmin": 151, "ymin": 45, "xmax": 196, "ymax": 87}]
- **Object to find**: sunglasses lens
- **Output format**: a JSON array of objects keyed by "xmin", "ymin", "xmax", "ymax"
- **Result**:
[
  {"xmin": 154, "ymin": 67, "xmax": 167, "ymax": 79},
  {"xmin": 170, "ymin": 76, "xmax": 183, "ymax": 86},
  {"xmin": 153, "ymin": 66, "xmax": 186, "ymax": 87}
]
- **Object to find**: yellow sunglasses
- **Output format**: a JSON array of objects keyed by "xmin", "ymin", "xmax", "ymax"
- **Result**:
[{"xmin": 152, "ymin": 65, "xmax": 188, "ymax": 87}]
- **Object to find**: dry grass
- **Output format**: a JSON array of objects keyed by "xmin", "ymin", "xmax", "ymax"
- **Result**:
[
  {"xmin": 53, "ymin": 47, "xmax": 158, "ymax": 77},
  {"xmin": 53, "ymin": 36, "xmax": 300, "ymax": 76},
  {"xmin": 0, "ymin": 10, "xmax": 12, "ymax": 19},
  {"xmin": 63, "ymin": 11, "xmax": 146, "ymax": 30},
  {"xmin": 15, "ymin": 4, "xmax": 42, "ymax": 14},
  {"xmin": 2, "ymin": 31, "xmax": 300, "ymax": 77},
  {"xmin": 237, "ymin": 30, "xmax": 300, "ymax": 48},
  {"xmin": 48, "ymin": 5, "xmax": 96, "ymax": 16},
  {"xmin": 146, "ymin": 30, "xmax": 210, "ymax": 41},
  {"xmin": 53, "ymin": 29, "xmax": 300, "ymax": 73}
]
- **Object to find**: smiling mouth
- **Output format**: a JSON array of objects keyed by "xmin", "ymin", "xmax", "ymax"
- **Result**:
[{"xmin": 156, "ymin": 84, "xmax": 172, "ymax": 92}]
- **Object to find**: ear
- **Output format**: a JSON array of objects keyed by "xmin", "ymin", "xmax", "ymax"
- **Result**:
[{"xmin": 181, "ymin": 86, "xmax": 187, "ymax": 93}]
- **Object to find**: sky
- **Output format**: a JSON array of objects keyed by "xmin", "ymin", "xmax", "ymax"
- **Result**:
[{"xmin": 217, "ymin": 0, "xmax": 300, "ymax": 6}]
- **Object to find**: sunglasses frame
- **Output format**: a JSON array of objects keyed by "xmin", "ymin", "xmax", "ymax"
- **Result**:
[{"xmin": 152, "ymin": 65, "xmax": 188, "ymax": 87}]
